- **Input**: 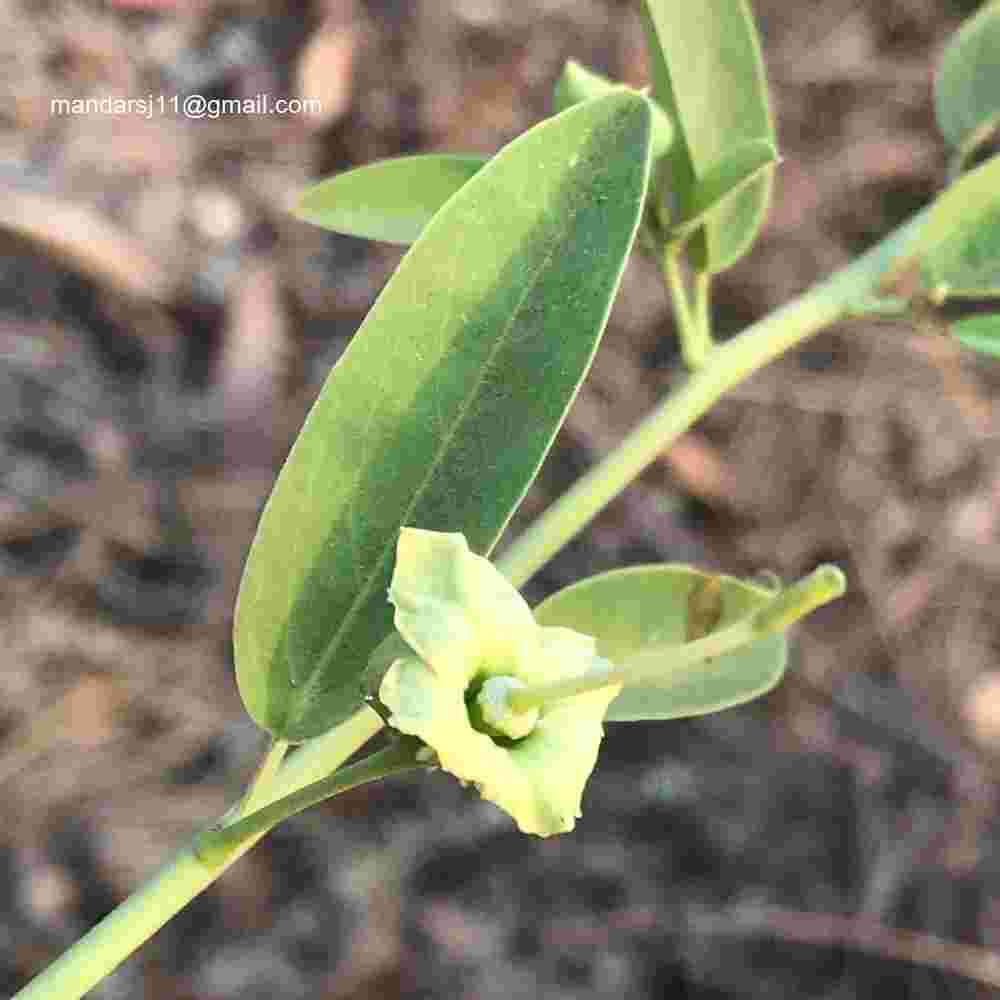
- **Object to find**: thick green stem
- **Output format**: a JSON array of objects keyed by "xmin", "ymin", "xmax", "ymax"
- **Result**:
[
  {"xmin": 497, "ymin": 211, "xmax": 926, "ymax": 589},
  {"xmin": 13, "ymin": 707, "xmax": 384, "ymax": 1000}
]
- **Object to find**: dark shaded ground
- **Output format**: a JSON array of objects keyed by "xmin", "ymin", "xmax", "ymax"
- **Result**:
[{"xmin": 2, "ymin": 0, "xmax": 1000, "ymax": 997}]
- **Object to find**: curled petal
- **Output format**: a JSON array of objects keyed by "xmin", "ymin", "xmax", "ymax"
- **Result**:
[
  {"xmin": 389, "ymin": 528, "xmax": 536, "ymax": 683},
  {"xmin": 379, "ymin": 653, "xmax": 620, "ymax": 836}
]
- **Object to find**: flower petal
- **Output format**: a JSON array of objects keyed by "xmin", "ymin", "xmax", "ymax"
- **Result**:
[
  {"xmin": 379, "ymin": 653, "xmax": 526, "ymax": 803},
  {"xmin": 389, "ymin": 528, "xmax": 536, "ymax": 682},
  {"xmin": 521, "ymin": 625, "xmax": 604, "ymax": 689},
  {"xmin": 503, "ymin": 682, "xmax": 620, "ymax": 834},
  {"xmin": 379, "ymin": 651, "xmax": 621, "ymax": 837}
]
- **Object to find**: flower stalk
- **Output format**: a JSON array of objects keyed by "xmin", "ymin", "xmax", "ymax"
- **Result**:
[{"xmin": 506, "ymin": 566, "xmax": 846, "ymax": 715}]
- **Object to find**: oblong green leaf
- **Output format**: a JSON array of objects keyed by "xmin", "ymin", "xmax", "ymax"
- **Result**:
[
  {"xmin": 294, "ymin": 154, "xmax": 488, "ymax": 244},
  {"xmin": 640, "ymin": 0, "xmax": 776, "ymax": 272},
  {"xmin": 953, "ymin": 312, "xmax": 1000, "ymax": 357},
  {"xmin": 236, "ymin": 94, "xmax": 653, "ymax": 740},
  {"xmin": 934, "ymin": 1, "xmax": 1000, "ymax": 162},
  {"xmin": 533, "ymin": 565, "xmax": 786, "ymax": 722},
  {"xmin": 553, "ymin": 59, "xmax": 674, "ymax": 160},
  {"xmin": 670, "ymin": 138, "xmax": 780, "ymax": 240},
  {"xmin": 907, "ymin": 156, "xmax": 1000, "ymax": 297}
]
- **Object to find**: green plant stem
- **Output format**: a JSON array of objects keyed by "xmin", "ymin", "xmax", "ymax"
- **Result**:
[
  {"xmin": 497, "ymin": 211, "xmax": 926, "ymax": 590},
  {"xmin": 509, "ymin": 616, "xmax": 759, "ymax": 711},
  {"xmin": 508, "ymin": 564, "xmax": 845, "ymax": 712},
  {"xmin": 693, "ymin": 269, "xmax": 713, "ymax": 352},
  {"xmin": 238, "ymin": 737, "xmax": 289, "ymax": 818},
  {"xmin": 13, "ymin": 707, "xmax": 384, "ymax": 1000},
  {"xmin": 751, "ymin": 564, "xmax": 846, "ymax": 633},
  {"xmin": 195, "ymin": 739, "xmax": 426, "ymax": 865},
  {"xmin": 842, "ymin": 294, "xmax": 912, "ymax": 319},
  {"xmin": 663, "ymin": 249, "xmax": 711, "ymax": 368}
]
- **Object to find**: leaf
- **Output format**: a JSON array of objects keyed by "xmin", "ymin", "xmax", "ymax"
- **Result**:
[
  {"xmin": 294, "ymin": 154, "xmax": 488, "ymax": 244},
  {"xmin": 905, "ymin": 155, "xmax": 1000, "ymax": 298},
  {"xmin": 553, "ymin": 60, "xmax": 674, "ymax": 160},
  {"xmin": 953, "ymin": 312, "xmax": 1000, "ymax": 358},
  {"xmin": 685, "ymin": 573, "xmax": 724, "ymax": 641},
  {"xmin": 236, "ymin": 94, "xmax": 653, "ymax": 740},
  {"xmin": 934, "ymin": 1, "xmax": 1000, "ymax": 162},
  {"xmin": 923, "ymin": 201, "xmax": 1000, "ymax": 298},
  {"xmin": 640, "ymin": 0, "xmax": 776, "ymax": 272},
  {"xmin": 669, "ymin": 139, "xmax": 780, "ymax": 240},
  {"xmin": 533, "ymin": 565, "xmax": 786, "ymax": 722}
]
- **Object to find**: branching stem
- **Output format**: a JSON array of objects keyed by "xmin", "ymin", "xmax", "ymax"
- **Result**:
[{"xmin": 497, "ymin": 211, "xmax": 926, "ymax": 589}]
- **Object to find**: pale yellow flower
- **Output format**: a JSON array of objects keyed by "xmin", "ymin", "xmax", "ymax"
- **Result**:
[{"xmin": 378, "ymin": 528, "xmax": 620, "ymax": 836}]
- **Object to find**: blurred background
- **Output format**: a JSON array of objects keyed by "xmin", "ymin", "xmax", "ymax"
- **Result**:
[{"xmin": 2, "ymin": 0, "xmax": 1000, "ymax": 996}]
